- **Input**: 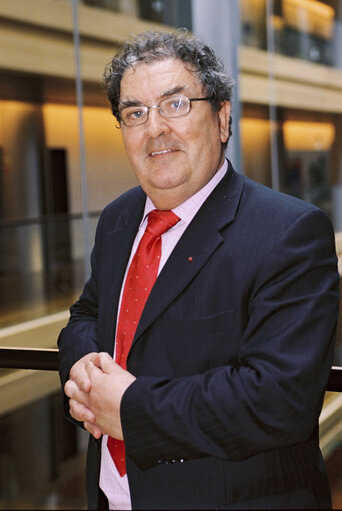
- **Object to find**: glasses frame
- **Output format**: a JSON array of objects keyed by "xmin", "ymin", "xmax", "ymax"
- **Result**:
[{"xmin": 119, "ymin": 95, "xmax": 210, "ymax": 127}]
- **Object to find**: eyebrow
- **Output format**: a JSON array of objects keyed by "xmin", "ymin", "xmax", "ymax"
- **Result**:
[
  {"xmin": 119, "ymin": 99, "xmax": 143, "ymax": 109},
  {"xmin": 160, "ymin": 86, "xmax": 186, "ymax": 98},
  {"xmin": 119, "ymin": 85, "xmax": 187, "ymax": 109}
]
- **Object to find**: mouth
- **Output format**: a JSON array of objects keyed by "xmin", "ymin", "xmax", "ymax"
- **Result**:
[{"xmin": 149, "ymin": 149, "xmax": 177, "ymax": 157}]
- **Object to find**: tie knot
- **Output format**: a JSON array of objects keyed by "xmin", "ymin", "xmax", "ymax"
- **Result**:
[{"xmin": 146, "ymin": 209, "xmax": 180, "ymax": 237}]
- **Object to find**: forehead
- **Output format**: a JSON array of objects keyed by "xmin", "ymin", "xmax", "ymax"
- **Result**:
[{"xmin": 120, "ymin": 58, "xmax": 203, "ymax": 101}]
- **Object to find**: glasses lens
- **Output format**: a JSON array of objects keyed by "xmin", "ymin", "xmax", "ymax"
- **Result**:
[
  {"xmin": 121, "ymin": 106, "xmax": 147, "ymax": 126},
  {"xmin": 160, "ymin": 96, "xmax": 190, "ymax": 118}
]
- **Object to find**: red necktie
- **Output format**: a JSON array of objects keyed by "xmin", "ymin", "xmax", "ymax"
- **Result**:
[{"xmin": 108, "ymin": 209, "xmax": 180, "ymax": 476}]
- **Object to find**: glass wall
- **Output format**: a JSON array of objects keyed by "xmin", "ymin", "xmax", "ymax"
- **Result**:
[
  {"xmin": 0, "ymin": 22, "xmax": 136, "ymax": 329},
  {"xmin": 0, "ymin": 2, "xmax": 136, "ymax": 507}
]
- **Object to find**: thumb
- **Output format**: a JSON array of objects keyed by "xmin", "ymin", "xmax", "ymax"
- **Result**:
[{"xmin": 98, "ymin": 352, "xmax": 116, "ymax": 374}]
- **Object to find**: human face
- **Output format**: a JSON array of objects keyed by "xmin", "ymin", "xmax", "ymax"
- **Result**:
[{"xmin": 119, "ymin": 58, "xmax": 231, "ymax": 210}]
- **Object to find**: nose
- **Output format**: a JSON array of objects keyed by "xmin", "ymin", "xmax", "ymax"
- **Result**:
[{"xmin": 145, "ymin": 106, "xmax": 171, "ymax": 138}]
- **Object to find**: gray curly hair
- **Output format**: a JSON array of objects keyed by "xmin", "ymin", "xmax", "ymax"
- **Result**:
[{"xmin": 103, "ymin": 29, "xmax": 234, "ymax": 141}]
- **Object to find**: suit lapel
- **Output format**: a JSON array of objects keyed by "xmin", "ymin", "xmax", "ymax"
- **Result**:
[
  {"xmin": 131, "ymin": 164, "xmax": 245, "ymax": 349},
  {"xmin": 102, "ymin": 190, "xmax": 146, "ymax": 355}
]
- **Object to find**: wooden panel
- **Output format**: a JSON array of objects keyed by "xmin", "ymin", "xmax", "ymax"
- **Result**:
[
  {"xmin": 0, "ymin": 311, "xmax": 69, "ymax": 349},
  {"xmin": 0, "ymin": 23, "xmax": 76, "ymax": 79},
  {"xmin": 240, "ymin": 46, "xmax": 342, "ymax": 91},
  {"xmin": 0, "ymin": 22, "xmax": 116, "ymax": 81},
  {"xmin": 0, "ymin": 0, "xmax": 171, "ymax": 81},
  {"xmin": 240, "ymin": 72, "xmax": 342, "ymax": 113},
  {"xmin": 240, "ymin": 47, "xmax": 342, "ymax": 112},
  {"xmin": 0, "ymin": 0, "xmax": 171, "ymax": 42}
]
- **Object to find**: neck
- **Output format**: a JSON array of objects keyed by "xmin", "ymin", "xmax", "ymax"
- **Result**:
[{"xmin": 146, "ymin": 155, "xmax": 226, "ymax": 210}]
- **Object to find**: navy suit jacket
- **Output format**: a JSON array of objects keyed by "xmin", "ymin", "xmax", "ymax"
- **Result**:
[{"xmin": 58, "ymin": 161, "xmax": 340, "ymax": 509}]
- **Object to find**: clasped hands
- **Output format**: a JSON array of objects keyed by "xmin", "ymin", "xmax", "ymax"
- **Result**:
[{"xmin": 64, "ymin": 352, "xmax": 136, "ymax": 440}]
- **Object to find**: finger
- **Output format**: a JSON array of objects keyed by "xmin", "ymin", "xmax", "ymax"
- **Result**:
[
  {"xmin": 69, "ymin": 398, "xmax": 96, "ymax": 423},
  {"xmin": 84, "ymin": 421, "xmax": 102, "ymax": 439},
  {"xmin": 81, "ymin": 378, "xmax": 92, "ymax": 393},
  {"xmin": 64, "ymin": 379, "xmax": 79, "ymax": 399},
  {"xmin": 98, "ymin": 352, "xmax": 117, "ymax": 374},
  {"xmin": 65, "ymin": 380, "xmax": 89, "ymax": 407},
  {"xmin": 91, "ymin": 352, "xmax": 102, "ymax": 368},
  {"xmin": 86, "ymin": 359, "xmax": 104, "ymax": 381},
  {"xmin": 71, "ymin": 364, "xmax": 92, "ymax": 393}
]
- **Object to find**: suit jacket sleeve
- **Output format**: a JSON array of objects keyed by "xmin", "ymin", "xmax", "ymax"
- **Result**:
[
  {"xmin": 121, "ymin": 207, "xmax": 340, "ymax": 470},
  {"xmin": 58, "ymin": 210, "xmax": 105, "ymax": 392}
]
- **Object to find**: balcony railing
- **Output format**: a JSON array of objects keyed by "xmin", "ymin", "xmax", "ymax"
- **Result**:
[
  {"xmin": 0, "ymin": 347, "xmax": 59, "ymax": 371},
  {"xmin": 0, "ymin": 346, "xmax": 341, "ymax": 392}
]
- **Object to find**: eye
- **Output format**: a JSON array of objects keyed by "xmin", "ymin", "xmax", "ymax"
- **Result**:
[
  {"xmin": 169, "ymin": 97, "xmax": 185, "ymax": 110},
  {"xmin": 126, "ymin": 108, "xmax": 144, "ymax": 121},
  {"xmin": 120, "ymin": 106, "xmax": 147, "ymax": 125},
  {"xmin": 161, "ymin": 96, "xmax": 189, "ymax": 117}
]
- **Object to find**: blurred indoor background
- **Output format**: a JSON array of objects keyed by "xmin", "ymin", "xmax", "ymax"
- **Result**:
[{"xmin": 0, "ymin": 0, "xmax": 341, "ymax": 508}]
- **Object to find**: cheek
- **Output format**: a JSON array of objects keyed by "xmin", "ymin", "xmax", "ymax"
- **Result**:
[
  {"xmin": 122, "ymin": 133, "xmax": 143, "ymax": 161},
  {"xmin": 182, "ymin": 112, "xmax": 217, "ymax": 148},
  {"xmin": 185, "ymin": 127, "xmax": 213, "ymax": 161},
  {"xmin": 176, "ymin": 125, "xmax": 204, "ymax": 156}
]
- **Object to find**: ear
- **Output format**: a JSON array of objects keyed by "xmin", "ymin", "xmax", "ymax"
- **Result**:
[{"xmin": 218, "ymin": 101, "xmax": 231, "ymax": 144}]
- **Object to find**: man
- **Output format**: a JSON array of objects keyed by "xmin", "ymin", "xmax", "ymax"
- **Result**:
[{"xmin": 58, "ymin": 30, "xmax": 340, "ymax": 510}]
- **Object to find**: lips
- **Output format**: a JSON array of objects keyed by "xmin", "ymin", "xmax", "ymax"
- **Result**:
[{"xmin": 150, "ymin": 149, "xmax": 173, "ymax": 157}]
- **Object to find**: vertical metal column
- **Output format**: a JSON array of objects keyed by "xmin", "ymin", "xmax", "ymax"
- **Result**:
[
  {"xmin": 192, "ymin": 0, "xmax": 243, "ymax": 173},
  {"xmin": 266, "ymin": 0, "xmax": 280, "ymax": 191},
  {"xmin": 71, "ymin": 0, "xmax": 91, "ymax": 279}
]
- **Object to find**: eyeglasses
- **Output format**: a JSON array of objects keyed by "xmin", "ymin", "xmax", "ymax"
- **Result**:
[{"xmin": 119, "ymin": 95, "xmax": 209, "ymax": 126}]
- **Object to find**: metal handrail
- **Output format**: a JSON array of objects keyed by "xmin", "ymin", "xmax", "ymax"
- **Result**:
[
  {"xmin": 0, "ymin": 346, "xmax": 341, "ymax": 392},
  {"xmin": 326, "ymin": 366, "xmax": 342, "ymax": 392},
  {"xmin": 0, "ymin": 347, "xmax": 59, "ymax": 371}
]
